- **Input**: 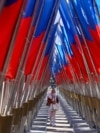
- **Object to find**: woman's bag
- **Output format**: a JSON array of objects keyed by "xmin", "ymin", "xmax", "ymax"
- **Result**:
[{"xmin": 46, "ymin": 97, "xmax": 52, "ymax": 106}]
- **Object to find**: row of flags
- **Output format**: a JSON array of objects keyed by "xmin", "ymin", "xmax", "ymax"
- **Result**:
[
  {"xmin": 50, "ymin": 0, "xmax": 100, "ymax": 85},
  {"xmin": 0, "ymin": 0, "xmax": 100, "ymax": 86},
  {"xmin": 0, "ymin": 0, "xmax": 59, "ymax": 87}
]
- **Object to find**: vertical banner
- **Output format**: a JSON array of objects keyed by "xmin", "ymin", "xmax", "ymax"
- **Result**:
[
  {"xmin": 24, "ymin": 0, "xmax": 56, "ymax": 75},
  {"xmin": 0, "ymin": 0, "xmax": 24, "ymax": 71},
  {"xmin": 6, "ymin": 0, "xmax": 36, "ymax": 79}
]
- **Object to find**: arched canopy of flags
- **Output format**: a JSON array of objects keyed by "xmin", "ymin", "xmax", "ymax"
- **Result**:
[{"xmin": 0, "ymin": 0, "xmax": 100, "ymax": 115}]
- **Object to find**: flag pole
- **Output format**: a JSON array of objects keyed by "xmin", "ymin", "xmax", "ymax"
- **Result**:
[
  {"xmin": 55, "ymin": 41, "xmax": 79, "ymax": 96},
  {"xmin": 22, "ymin": 0, "xmax": 45, "ymax": 71},
  {"xmin": 22, "ymin": 0, "xmax": 60, "ymax": 103},
  {"xmin": 14, "ymin": 0, "xmax": 46, "ymax": 107},
  {"xmin": 3, "ymin": 0, "xmax": 41, "ymax": 114},
  {"xmin": 29, "ymin": 32, "xmax": 58, "ymax": 99},
  {"xmin": 0, "ymin": 0, "xmax": 6, "ymax": 13},
  {"xmin": 69, "ymin": 0, "xmax": 100, "ymax": 98},
  {"xmin": 30, "ymin": 3, "xmax": 60, "ymax": 85},
  {"xmin": 22, "ymin": 35, "xmax": 53, "ymax": 101},
  {"xmin": 0, "ymin": 0, "xmax": 26, "ymax": 83},
  {"xmin": 69, "ymin": 0, "xmax": 100, "ymax": 124},
  {"xmin": 28, "ymin": 0, "xmax": 60, "ymax": 82},
  {"xmin": 93, "ymin": 0, "xmax": 100, "ymax": 21},
  {"xmin": 4, "ymin": 0, "xmax": 46, "ymax": 113},
  {"xmin": 0, "ymin": 0, "xmax": 26, "ymax": 116},
  {"xmin": 11, "ymin": 0, "xmax": 41, "ymax": 108},
  {"xmin": 37, "ymin": 44, "xmax": 57, "ymax": 96}
]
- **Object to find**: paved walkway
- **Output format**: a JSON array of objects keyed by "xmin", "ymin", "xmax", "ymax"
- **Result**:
[{"xmin": 28, "ymin": 94, "xmax": 97, "ymax": 133}]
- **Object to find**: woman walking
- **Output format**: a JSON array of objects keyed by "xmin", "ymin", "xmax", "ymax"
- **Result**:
[{"xmin": 46, "ymin": 87, "xmax": 59, "ymax": 126}]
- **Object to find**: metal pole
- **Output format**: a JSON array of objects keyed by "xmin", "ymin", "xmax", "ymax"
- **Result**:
[
  {"xmin": 93, "ymin": 0, "xmax": 100, "ymax": 20},
  {"xmin": 28, "ymin": 0, "xmax": 60, "ymax": 82},
  {"xmin": 15, "ymin": 0, "xmax": 45, "ymax": 106},
  {"xmin": 0, "ymin": 1, "xmax": 26, "ymax": 115},
  {"xmin": 12, "ymin": 0, "xmax": 41, "ymax": 108},
  {"xmin": 4, "ymin": 0, "xmax": 45, "ymax": 113},
  {"xmin": 0, "ymin": 0, "xmax": 6, "ymax": 13},
  {"xmin": 0, "ymin": 0, "xmax": 26, "ymax": 83},
  {"xmin": 69, "ymin": 0, "xmax": 99, "ymax": 98},
  {"xmin": 23, "ymin": 0, "xmax": 60, "ymax": 102},
  {"xmin": 30, "ymin": 34, "xmax": 58, "ymax": 99}
]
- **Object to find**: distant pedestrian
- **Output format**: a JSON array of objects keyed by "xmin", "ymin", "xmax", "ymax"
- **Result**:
[{"xmin": 46, "ymin": 86, "xmax": 59, "ymax": 126}]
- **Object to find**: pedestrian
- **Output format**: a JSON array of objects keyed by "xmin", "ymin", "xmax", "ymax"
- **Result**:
[{"xmin": 46, "ymin": 86, "xmax": 59, "ymax": 126}]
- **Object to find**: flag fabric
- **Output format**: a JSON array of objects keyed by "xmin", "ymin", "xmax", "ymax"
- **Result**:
[
  {"xmin": 0, "ymin": 0, "xmax": 6, "ymax": 12},
  {"xmin": 95, "ymin": 0, "xmax": 100, "ymax": 14},
  {"xmin": 55, "ymin": 42, "xmax": 73, "ymax": 82},
  {"xmin": 59, "ymin": 26, "xmax": 82, "ymax": 79},
  {"xmin": 30, "ymin": 22, "xmax": 58, "ymax": 83},
  {"xmin": 49, "ymin": 41, "xmax": 67, "ymax": 84},
  {"xmin": 24, "ymin": 0, "xmax": 56, "ymax": 75},
  {"xmin": 78, "ymin": 0, "xmax": 100, "ymax": 47},
  {"xmin": 56, "ymin": 29, "xmax": 76, "ymax": 81},
  {"xmin": 37, "ymin": 23, "xmax": 58, "ymax": 81},
  {"xmin": 29, "ymin": 0, "xmax": 59, "ymax": 83},
  {"xmin": 67, "ymin": 0, "xmax": 98, "ymax": 75},
  {"xmin": 59, "ymin": 1, "xmax": 88, "ymax": 81},
  {"xmin": 0, "ymin": 0, "xmax": 24, "ymax": 71},
  {"xmin": 71, "ymin": 0, "xmax": 100, "ymax": 74},
  {"xmin": 1, "ymin": 0, "xmax": 100, "ymax": 85},
  {"xmin": 6, "ymin": 0, "xmax": 36, "ymax": 79}
]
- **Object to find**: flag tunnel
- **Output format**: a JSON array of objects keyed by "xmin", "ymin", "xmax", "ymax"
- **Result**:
[{"xmin": 0, "ymin": 0, "xmax": 100, "ymax": 133}]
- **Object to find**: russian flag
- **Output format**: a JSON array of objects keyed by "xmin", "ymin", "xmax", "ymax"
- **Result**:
[
  {"xmin": 0, "ymin": 0, "xmax": 6, "ymax": 12},
  {"xmin": 6, "ymin": 0, "xmax": 36, "ymax": 79},
  {"xmin": 24, "ymin": 0, "xmax": 55, "ymax": 75},
  {"xmin": 0, "ymin": 0, "xmax": 23, "ymax": 71}
]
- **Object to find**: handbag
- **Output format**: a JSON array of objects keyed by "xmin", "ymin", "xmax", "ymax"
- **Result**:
[{"xmin": 46, "ymin": 97, "xmax": 52, "ymax": 106}]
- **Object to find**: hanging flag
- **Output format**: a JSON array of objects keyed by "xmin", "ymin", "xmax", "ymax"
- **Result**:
[
  {"xmin": 79, "ymin": 0, "xmax": 100, "ymax": 47},
  {"xmin": 67, "ymin": 0, "xmax": 98, "ymax": 76},
  {"xmin": 55, "ymin": 42, "xmax": 72, "ymax": 81},
  {"xmin": 0, "ymin": 0, "xmax": 24, "ymax": 71},
  {"xmin": 72, "ymin": 0, "xmax": 100, "ymax": 74},
  {"xmin": 95, "ymin": 0, "xmax": 100, "ymax": 14},
  {"xmin": 6, "ymin": 0, "xmax": 36, "ymax": 79},
  {"xmin": 56, "ymin": 30, "xmax": 76, "ymax": 81},
  {"xmin": 49, "ymin": 42, "xmax": 68, "ymax": 84},
  {"xmin": 24, "ymin": 0, "xmax": 56, "ymax": 75},
  {"xmin": 30, "ymin": 21, "xmax": 58, "ymax": 83},
  {"xmin": 59, "ymin": 2, "xmax": 88, "ymax": 80},
  {"xmin": 37, "ymin": 23, "xmax": 58, "ymax": 81},
  {"xmin": 29, "ymin": 0, "xmax": 59, "ymax": 83},
  {"xmin": 0, "ymin": 0, "xmax": 6, "ymax": 12}
]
